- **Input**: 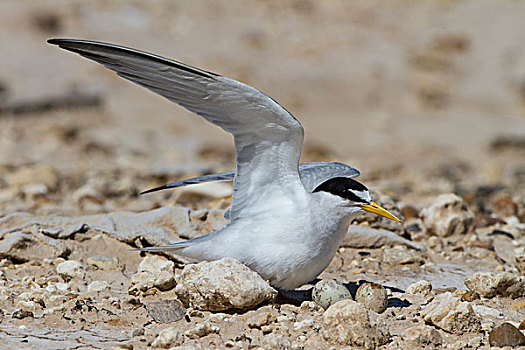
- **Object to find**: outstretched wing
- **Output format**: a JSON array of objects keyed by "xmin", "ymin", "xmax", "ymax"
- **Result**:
[
  {"xmin": 140, "ymin": 161, "xmax": 360, "ymax": 194},
  {"xmin": 49, "ymin": 39, "xmax": 305, "ymax": 220}
]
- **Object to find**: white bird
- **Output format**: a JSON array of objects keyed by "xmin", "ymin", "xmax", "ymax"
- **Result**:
[{"xmin": 49, "ymin": 39, "xmax": 400, "ymax": 290}]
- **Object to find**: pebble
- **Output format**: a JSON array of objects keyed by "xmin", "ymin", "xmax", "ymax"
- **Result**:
[
  {"xmin": 175, "ymin": 258, "xmax": 277, "ymax": 311},
  {"xmin": 128, "ymin": 256, "xmax": 176, "ymax": 294},
  {"xmin": 184, "ymin": 322, "xmax": 220, "ymax": 339},
  {"xmin": 151, "ymin": 327, "xmax": 184, "ymax": 348},
  {"xmin": 322, "ymin": 299, "xmax": 390, "ymax": 349},
  {"xmin": 491, "ymin": 193, "xmax": 517, "ymax": 218},
  {"xmin": 247, "ymin": 307, "xmax": 276, "ymax": 328},
  {"xmin": 312, "ymin": 279, "xmax": 352, "ymax": 310},
  {"xmin": 146, "ymin": 300, "xmax": 185, "ymax": 324},
  {"xmin": 87, "ymin": 280, "xmax": 109, "ymax": 293},
  {"xmin": 420, "ymin": 292, "xmax": 481, "ymax": 334},
  {"xmin": 464, "ymin": 271, "xmax": 525, "ymax": 299},
  {"xmin": 128, "ymin": 271, "xmax": 176, "ymax": 294},
  {"xmin": 12, "ymin": 309, "xmax": 33, "ymax": 319},
  {"xmin": 355, "ymin": 283, "xmax": 388, "ymax": 313},
  {"xmin": 406, "ymin": 280, "xmax": 432, "ymax": 295},
  {"xmin": 22, "ymin": 183, "xmax": 48, "ymax": 198},
  {"xmin": 299, "ymin": 301, "xmax": 321, "ymax": 312},
  {"xmin": 401, "ymin": 325, "xmax": 442, "ymax": 349},
  {"xmin": 420, "ymin": 193, "xmax": 474, "ymax": 237},
  {"xmin": 56, "ymin": 260, "xmax": 84, "ymax": 279},
  {"xmin": 0, "ymin": 231, "xmax": 69, "ymax": 264},
  {"xmin": 293, "ymin": 319, "xmax": 315, "ymax": 331},
  {"xmin": 382, "ymin": 245, "xmax": 422, "ymax": 265},
  {"xmin": 137, "ymin": 256, "xmax": 174, "ymax": 274},
  {"xmin": 489, "ymin": 322, "xmax": 525, "ymax": 347}
]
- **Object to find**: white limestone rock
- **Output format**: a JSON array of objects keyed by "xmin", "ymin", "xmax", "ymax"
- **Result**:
[
  {"xmin": 420, "ymin": 193, "xmax": 474, "ymax": 237},
  {"xmin": 56, "ymin": 260, "xmax": 84, "ymax": 279},
  {"xmin": 464, "ymin": 271, "xmax": 525, "ymax": 299},
  {"xmin": 322, "ymin": 299, "xmax": 390, "ymax": 349},
  {"xmin": 406, "ymin": 280, "xmax": 433, "ymax": 295},
  {"xmin": 128, "ymin": 256, "xmax": 176, "ymax": 294},
  {"xmin": 421, "ymin": 292, "xmax": 481, "ymax": 334},
  {"xmin": 175, "ymin": 258, "xmax": 277, "ymax": 311}
]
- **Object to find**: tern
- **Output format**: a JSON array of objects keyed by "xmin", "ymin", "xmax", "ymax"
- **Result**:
[{"xmin": 49, "ymin": 39, "xmax": 400, "ymax": 290}]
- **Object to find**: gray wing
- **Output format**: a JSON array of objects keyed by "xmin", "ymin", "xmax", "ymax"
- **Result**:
[
  {"xmin": 141, "ymin": 162, "xmax": 359, "ymax": 194},
  {"xmin": 49, "ymin": 39, "xmax": 305, "ymax": 221}
]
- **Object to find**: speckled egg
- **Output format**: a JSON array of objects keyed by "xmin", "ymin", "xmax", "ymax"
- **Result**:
[
  {"xmin": 312, "ymin": 279, "xmax": 352, "ymax": 309},
  {"xmin": 355, "ymin": 282, "xmax": 388, "ymax": 313}
]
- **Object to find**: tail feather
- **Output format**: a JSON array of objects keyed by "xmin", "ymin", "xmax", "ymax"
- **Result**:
[{"xmin": 129, "ymin": 241, "xmax": 189, "ymax": 252}]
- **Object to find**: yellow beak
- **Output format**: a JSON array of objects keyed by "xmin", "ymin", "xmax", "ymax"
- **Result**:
[{"xmin": 360, "ymin": 201, "xmax": 401, "ymax": 222}]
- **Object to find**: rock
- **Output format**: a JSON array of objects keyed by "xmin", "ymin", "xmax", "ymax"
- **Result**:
[
  {"xmin": 382, "ymin": 245, "xmax": 422, "ymax": 265},
  {"xmin": 514, "ymin": 254, "xmax": 525, "ymax": 275},
  {"xmin": 420, "ymin": 292, "xmax": 481, "ymax": 334},
  {"xmin": 355, "ymin": 283, "xmax": 388, "ymax": 313},
  {"xmin": 128, "ymin": 271, "xmax": 176, "ymax": 294},
  {"xmin": 312, "ymin": 280, "xmax": 352, "ymax": 310},
  {"xmin": 56, "ymin": 260, "xmax": 84, "ymax": 279},
  {"xmin": 129, "ymin": 256, "xmax": 177, "ymax": 294},
  {"xmin": 406, "ymin": 280, "xmax": 433, "ymax": 295},
  {"xmin": 184, "ymin": 322, "xmax": 220, "ymax": 339},
  {"xmin": 343, "ymin": 225, "xmax": 422, "ymax": 250},
  {"xmin": 464, "ymin": 271, "xmax": 525, "ymax": 299},
  {"xmin": 420, "ymin": 193, "xmax": 474, "ymax": 237},
  {"xmin": 175, "ymin": 258, "xmax": 277, "ymax": 311},
  {"xmin": 87, "ymin": 280, "xmax": 109, "ymax": 293},
  {"xmin": 86, "ymin": 255, "xmax": 121, "ymax": 271},
  {"xmin": 151, "ymin": 327, "xmax": 184, "ymax": 348},
  {"xmin": 300, "ymin": 301, "xmax": 322, "ymax": 313},
  {"xmin": 146, "ymin": 300, "xmax": 185, "ymax": 323},
  {"xmin": 489, "ymin": 322, "xmax": 525, "ymax": 347},
  {"xmin": 491, "ymin": 193, "xmax": 517, "ymax": 218},
  {"xmin": 0, "ymin": 231, "xmax": 70, "ymax": 262},
  {"xmin": 0, "ymin": 207, "xmax": 200, "ymax": 260},
  {"xmin": 293, "ymin": 319, "xmax": 315, "ymax": 331},
  {"xmin": 12, "ymin": 309, "xmax": 34, "ymax": 319},
  {"xmin": 459, "ymin": 291, "xmax": 480, "ymax": 302},
  {"xmin": 401, "ymin": 325, "xmax": 442, "ymax": 350},
  {"xmin": 322, "ymin": 299, "xmax": 390, "ymax": 349},
  {"xmin": 137, "ymin": 256, "xmax": 174, "ymax": 274},
  {"xmin": 247, "ymin": 307, "xmax": 277, "ymax": 328},
  {"xmin": 22, "ymin": 183, "xmax": 48, "ymax": 198},
  {"xmin": 472, "ymin": 304, "xmax": 503, "ymax": 319}
]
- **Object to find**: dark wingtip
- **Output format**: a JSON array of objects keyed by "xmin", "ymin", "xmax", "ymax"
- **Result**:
[
  {"xmin": 139, "ymin": 185, "xmax": 170, "ymax": 195},
  {"xmin": 47, "ymin": 38, "xmax": 67, "ymax": 45}
]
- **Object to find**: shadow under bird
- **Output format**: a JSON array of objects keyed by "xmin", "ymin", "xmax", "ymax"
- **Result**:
[{"xmin": 48, "ymin": 38, "xmax": 400, "ymax": 290}]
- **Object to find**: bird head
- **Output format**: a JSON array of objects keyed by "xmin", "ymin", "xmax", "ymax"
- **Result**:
[{"xmin": 312, "ymin": 177, "xmax": 400, "ymax": 222}]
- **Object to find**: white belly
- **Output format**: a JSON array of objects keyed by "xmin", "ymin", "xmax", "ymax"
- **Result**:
[{"xmin": 179, "ymin": 193, "xmax": 354, "ymax": 290}]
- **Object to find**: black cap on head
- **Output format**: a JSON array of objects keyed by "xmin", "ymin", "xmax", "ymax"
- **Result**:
[{"xmin": 313, "ymin": 177, "xmax": 369, "ymax": 203}]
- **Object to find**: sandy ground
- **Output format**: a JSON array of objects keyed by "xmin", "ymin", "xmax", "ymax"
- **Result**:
[{"xmin": 0, "ymin": 1, "xmax": 524, "ymax": 349}]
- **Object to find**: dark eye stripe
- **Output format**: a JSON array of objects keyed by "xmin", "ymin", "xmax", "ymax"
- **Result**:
[{"xmin": 313, "ymin": 177, "xmax": 369, "ymax": 203}]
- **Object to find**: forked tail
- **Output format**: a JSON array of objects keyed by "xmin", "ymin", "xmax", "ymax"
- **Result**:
[{"xmin": 129, "ymin": 240, "xmax": 190, "ymax": 253}]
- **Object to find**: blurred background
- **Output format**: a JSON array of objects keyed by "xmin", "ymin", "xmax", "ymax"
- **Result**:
[{"xmin": 0, "ymin": 0, "xmax": 523, "ymax": 214}]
